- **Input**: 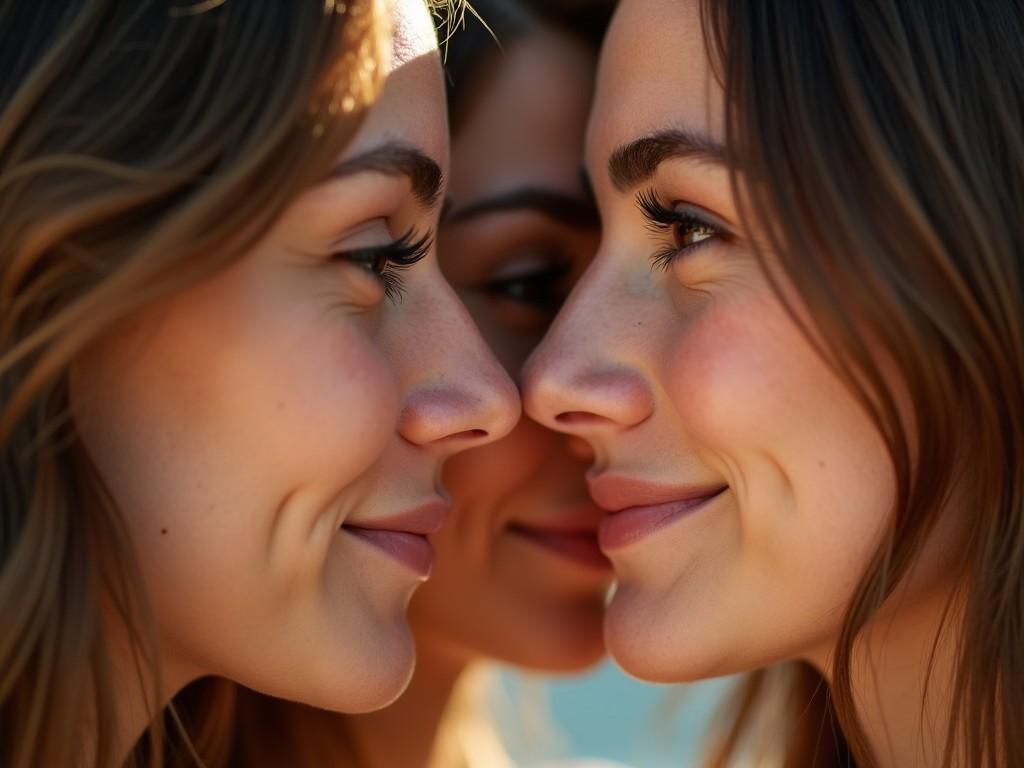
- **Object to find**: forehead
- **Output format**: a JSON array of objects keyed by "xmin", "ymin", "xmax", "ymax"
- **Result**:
[
  {"xmin": 341, "ymin": 0, "xmax": 448, "ymax": 170},
  {"xmin": 450, "ymin": 32, "xmax": 595, "ymax": 198},
  {"xmin": 390, "ymin": 0, "xmax": 438, "ymax": 70},
  {"xmin": 587, "ymin": 0, "xmax": 724, "ymax": 178}
]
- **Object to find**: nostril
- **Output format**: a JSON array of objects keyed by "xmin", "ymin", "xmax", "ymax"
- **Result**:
[
  {"xmin": 451, "ymin": 428, "xmax": 488, "ymax": 441},
  {"xmin": 555, "ymin": 411, "xmax": 607, "ymax": 426}
]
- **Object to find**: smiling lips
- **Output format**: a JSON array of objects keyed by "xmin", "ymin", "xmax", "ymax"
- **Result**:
[
  {"xmin": 343, "ymin": 479, "xmax": 723, "ymax": 577},
  {"xmin": 588, "ymin": 476, "xmax": 729, "ymax": 552},
  {"xmin": 343, "ymin": 499, "xmax": 449, "ymax": 579}
]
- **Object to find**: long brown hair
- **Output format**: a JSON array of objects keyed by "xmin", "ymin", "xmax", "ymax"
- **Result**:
[
  {"xmin": 697, "ymin": 1, "xmax": 1024, "ymax": 766},
  {"xmin": 0, "ymin": 2, "xmax": 387, "ymax": 766}
]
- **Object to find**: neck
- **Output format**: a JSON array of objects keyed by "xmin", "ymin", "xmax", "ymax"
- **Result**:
[
  {"xmin": 812, "ymin": 583, "xmax": 961, "ymax": 768},
  {"xmin": 341, "ymin": 634, "xmax": 471, "ymax": 768}
]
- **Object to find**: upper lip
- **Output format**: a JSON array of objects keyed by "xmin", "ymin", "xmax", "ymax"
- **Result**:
[
  {"xmin": 344, "ymin": 497, "xmax": 450, "ymax": 535},
  {"xmin": 587, "ymin": 474, "xmax": 728, "ymax": 513}
]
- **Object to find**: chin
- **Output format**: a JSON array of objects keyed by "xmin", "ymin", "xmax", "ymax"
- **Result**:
[
  {"xmin": 494, "ymin": 603, "xmax": 607, "ymax": 675},
  {"xmin": 520, "ymin": 633, "xmax": 606, "ymax": 675},
  {"xmin": 603, "ymin": 582, "xmax": 729, "ymax": 684},
  {"xmin": 285, "ymin": 622, "xmax": 418, "ymax": 714}
]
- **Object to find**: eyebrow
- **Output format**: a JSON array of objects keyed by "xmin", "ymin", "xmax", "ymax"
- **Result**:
[
  {"xmin": 444, "ymin": 187, "xmax": 599, "ymax": 229},
  {"xmin": 324, "ymin": 142, "xmax": 444, "ymax": 208},
  {"xmin": 608, "ymin": 129, "xmax": 727, "ymax": 192}
]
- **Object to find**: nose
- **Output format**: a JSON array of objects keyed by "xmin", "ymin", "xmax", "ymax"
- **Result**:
[
  {"xmin": 522, "ymin": 263, "xmax": 654, "ymax": 437},
  {"xmin": 396, "ymin": 274, "xmax": 520, "ymax": 454},
  {"xmin": 523, "ymin": 355, "xmax": 653, "ymax": 435}
]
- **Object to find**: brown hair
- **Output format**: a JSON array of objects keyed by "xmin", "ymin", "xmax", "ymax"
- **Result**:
[
  {"xmin": 697, "ymin": 1, "xmax": 1024, "ymax": 766},
  {"xmin": 0, "ymin": 2, "xmax": 387, "ymax": 766}
]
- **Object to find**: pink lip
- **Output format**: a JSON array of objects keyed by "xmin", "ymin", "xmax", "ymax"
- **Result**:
[
  {"xmin": 342, "ymin": 499, "xmax": 450, "ymax": 578},
  {"xmin": 588, "ymin": 476, "xmax": 727, "ymax": 552}
]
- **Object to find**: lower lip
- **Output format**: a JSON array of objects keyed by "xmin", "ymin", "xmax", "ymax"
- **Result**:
[
  {"xmin": 509, "ymin": 527, "xmax": 612, "ymax": 570},
  {"xmin": 344, "ymin": 527, "xmax": 434, "ymax": 579},
  {"xmin": 598, "ymin": 489, "xmax": 726, "ymax": 552}
]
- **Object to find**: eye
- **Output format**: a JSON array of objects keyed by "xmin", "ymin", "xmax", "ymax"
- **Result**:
[
  {"xmin": 333, "ymin": 225, "xmax": 433, "ymax": 302},
  {"xmin": 482, "ymin": 259, "xmax": 572, "ymax": 311},
  {"xmin": 636, "ymin": 187, "xmax": 726, "ymax": 272}
]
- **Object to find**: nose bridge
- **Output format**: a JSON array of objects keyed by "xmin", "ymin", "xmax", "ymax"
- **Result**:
[
  {"xmin": 397, "ymin": 269, "xmax": 520, "ymax": 450},
  {"xmin": 522, "ymin": 252, "xmax": 655, "ymax": 434}
]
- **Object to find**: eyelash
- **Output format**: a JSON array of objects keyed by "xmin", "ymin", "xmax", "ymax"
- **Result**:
[
  {"xmin": 334, "ymin": 228, "xmax": 433, "ymax": 302},
  {"xmin": 636, "ymin": 187, "xmax": 722, "ymax": 271}
]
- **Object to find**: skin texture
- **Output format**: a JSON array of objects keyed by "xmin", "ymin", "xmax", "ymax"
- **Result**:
[
  {"xmin": 524, "ymin": 1, "xmax": 968, "ymax": 765},
  {"xmin": 422, "ymin": 27, "xmax": 609, "ymax": 672},
  {"xmin": 337, "ymin": 28, "xmax": 610, "ymax": 768},
  {"xmin": 70, "ymin": 0, "xmax": 519, "ymax": 755}
]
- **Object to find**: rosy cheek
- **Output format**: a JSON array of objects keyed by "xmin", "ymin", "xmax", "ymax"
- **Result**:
[
  {"xmin": 279, "ymin": 329, "xmax": 399, "ymax": 485},
  {"xmin": 154, "ymin": 267, "xmax": 401, "ymax": 493},
  {"xmin": 662, "ymin": 293, "xmax": 790, "ymax": 452}
]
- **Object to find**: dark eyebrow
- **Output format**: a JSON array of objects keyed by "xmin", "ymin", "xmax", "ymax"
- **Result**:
[
  {"xmin": 324, "ymin": 142, "xmax": 444, "ymax": 208},
  {"xmin": 444, "ymin": 187, "xmax": 599, "ymax": 229},
  {"xmin": 608, "ymin": 129, "xmax": 727, "ymax": 192}
]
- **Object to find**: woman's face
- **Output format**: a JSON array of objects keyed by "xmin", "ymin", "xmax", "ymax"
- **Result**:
[
  {"xmin": 72, "ymin": 0, "xmax": 518, "ymax": 714},
  {"xmin": 408, "ymin": 28, "xmax": 612, "ymax": 672},
  {"xmin": 522, "ymin": 0, "xmax": 898, "ymax": 682}
]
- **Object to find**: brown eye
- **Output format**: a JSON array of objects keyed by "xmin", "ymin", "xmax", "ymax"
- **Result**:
[
  {"xmin": 674, "ymin": 220, "xmax": 717, "ymax": 249},
  {"xmin": 367, "ymin": 252, "xmax": 389, "ymax": 275},
  {"xmin": 636, "ymin": 188, "xmax": 728, "ymax": 272}
]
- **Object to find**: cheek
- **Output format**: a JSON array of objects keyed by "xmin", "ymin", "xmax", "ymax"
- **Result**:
[
  {"xmin": 262, "ymin": 325, "xmax": 399, "ymax": 484},
  {"xmin": 72, "ymin": 276, "xmax": 401, "ymax": 656},
  {"xmin": 664, "ymin": 290, "xmax": 895, "ymax": 634},
  {"xmin": 663, "ymin": 291, "xmax": 819, "ymax": 453},
  {"xmin": 83, "ymin": 306, "xmax": 398, "ymax": 511}
]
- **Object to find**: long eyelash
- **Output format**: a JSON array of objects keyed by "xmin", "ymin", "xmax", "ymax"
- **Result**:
[
  {"xmin": 650, "ymin": 242, "xmax": 683, "ymax": 272},
  {"xmin": 636, "ymin": 187, "xmax": 719, "ymax": 272},
  {"xmin": 378, "ymin": 228, "xmax": 433, "ymax": 302},
  {"xmin": 636, "ymin": 187, "xmax": 677, "ymax": 233},
  {"xmin": 337, "ymin": 228, "xmax": 433, "ymax": 302}
]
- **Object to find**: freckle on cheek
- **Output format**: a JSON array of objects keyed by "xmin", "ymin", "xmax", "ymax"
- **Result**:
[{"xmin": 161, "ymin": 528, "xmax": 168, "ymax": 535}]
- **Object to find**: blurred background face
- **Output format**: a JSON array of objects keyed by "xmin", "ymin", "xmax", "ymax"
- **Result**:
[
  {"xmin": 522, "ymin": 0, "xmax": 904, "ymax": 683},
  {"xmin": 408, "ymin": 19, "xmax": 613, "ymax": 672},
  {"xmin": 71, "ymin": 0, "xmax": 519, "ymax": 715}
]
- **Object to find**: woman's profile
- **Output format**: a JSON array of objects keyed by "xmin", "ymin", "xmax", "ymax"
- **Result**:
[
  {"xmin": 525, "ymin": 0, "xmax": 1024, "ymax": 766},
  {"xmin": 0, "ymin": 1, "xmax": 518, "ymax": 766}
]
